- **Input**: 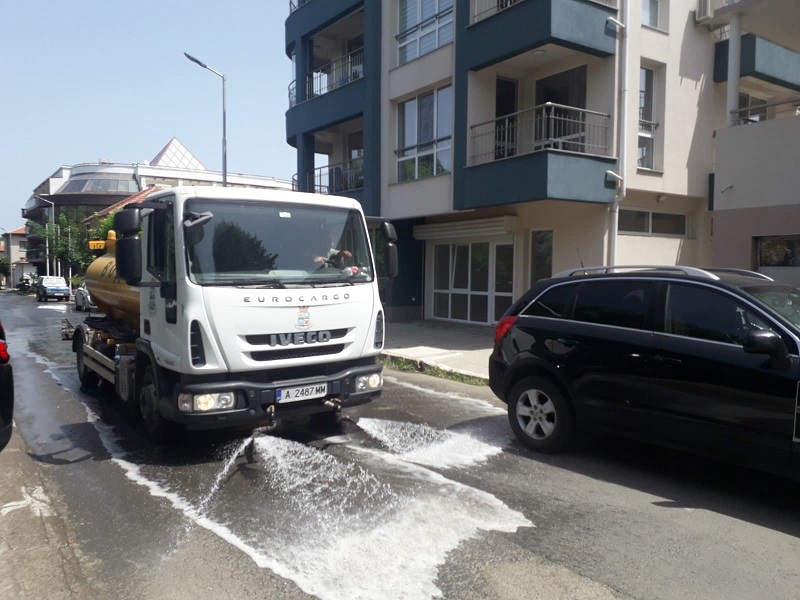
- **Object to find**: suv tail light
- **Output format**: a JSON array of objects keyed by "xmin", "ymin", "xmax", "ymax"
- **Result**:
[
  {"xmin": 0, "ymin": 341, "xmax": 9, "ymax": 364},
  {"xmin": 494, "ymin": 316, "xmax": 518, "ymax": 346}
]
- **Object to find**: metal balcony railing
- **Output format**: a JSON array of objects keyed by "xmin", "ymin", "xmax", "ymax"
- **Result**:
[
  {"xmin": 306, "ymin": 48, "xmax": 364, "ymax": 100},
  {"xmin": 731, "ymin": 96, "xmax": 800, "ymax": 126},
  {"xmin": 293, "ymin": 159, "xmax": 365, "ymax": 195},
  {"xmin": 289, "ymin": 0, "xmax": 311, "ymax": 13},
  {"xmin": 471, "ymin": 0, "xmax": 617, "ymax": 24},
  {"xmin": 470, "ymin": 103, "xmax": 611, "ymax": 165}
]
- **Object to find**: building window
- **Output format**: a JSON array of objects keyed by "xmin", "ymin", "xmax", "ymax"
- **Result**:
[
  {"xmin": 620, "ymin": 209, "xmax": 686, "ymax": 236},
  {"xmin": 642, "ymin": 0, "xmax": 659, "ymax": 28},
  {"xmin": 758, "ymin": 237, "xmax": 800, "ymax": 267},
  {"xmin": 398, "ymin": 0, "xmax": 454, "ymax": 66},
  {"xmin": 638, "ymin": 67, "xmax": 658, "ymax": 170},
  {"xmin": 397, "ymin": 85, "xmax": 452, "ymax": 182},
  {"xmin": 737, "ymin": 93, "xmax": 768, "ymax": 125}
]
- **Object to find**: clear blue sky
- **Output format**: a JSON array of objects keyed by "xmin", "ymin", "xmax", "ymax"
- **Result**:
[{"xmin": 0, "ymin": 0, "xmax": 297, "ymax": 232}]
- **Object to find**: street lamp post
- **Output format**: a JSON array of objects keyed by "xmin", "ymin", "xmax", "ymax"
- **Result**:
[
  {"xmin": 36, "ymin": 196, "xmax": 56, "ymax": 277},
  {"xmin": 184, "ymin": 52, "xmax": 227, "ymax": 187}
]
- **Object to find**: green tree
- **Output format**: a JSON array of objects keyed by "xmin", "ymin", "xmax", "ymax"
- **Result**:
[
  {"xmin": 212, "ymin": 221, "xmax": 276, "ymax": 272},
  {"xmin": 0, "ymin": 256, "xmax": 10, "ymax": 282}
]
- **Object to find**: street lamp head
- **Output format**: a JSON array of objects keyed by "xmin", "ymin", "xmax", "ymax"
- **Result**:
[{"xmin": 184, "ymin": 52, "xmax": 208, "ymax": 70}]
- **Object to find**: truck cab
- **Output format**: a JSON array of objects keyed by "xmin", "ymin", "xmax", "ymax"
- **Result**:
[{"xmin": 76, "ymin": 186, "xmax": 397, "ymax": 438}]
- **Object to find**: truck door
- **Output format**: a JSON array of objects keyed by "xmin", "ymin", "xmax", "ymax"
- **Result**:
[{"xmin": 143, "ymin": 197, "xmax": 182, "ymax": 368}]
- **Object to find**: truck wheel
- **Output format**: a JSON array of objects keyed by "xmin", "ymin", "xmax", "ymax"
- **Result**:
[
  {"xmin": 139, "ymin": 365, "xmax": 172, "ymax": 441},
  {"xmin": 76, "ymin": 340, "xmax": 100, "ymax": 388},
  {"xmin": 507, "ymin": 376, "xmax": 574, "ymax": 453}
]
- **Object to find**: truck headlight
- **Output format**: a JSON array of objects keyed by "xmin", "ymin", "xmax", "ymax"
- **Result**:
[
  {"xmin": 355, "ymin": 373, "xmax": 382, "ymax": 392},
  {"xmin": 177, "ymin": 392, "xmax": 236, "ymax": 413}
]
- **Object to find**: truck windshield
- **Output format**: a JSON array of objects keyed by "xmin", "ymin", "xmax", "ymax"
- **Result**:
[
  {"xmin": 745, "ymin": 284, "xmax": 800, "ymax": 329},
  {"xmin": 183, "ymin": 198, "xmax": 375, "ymax": 286}
]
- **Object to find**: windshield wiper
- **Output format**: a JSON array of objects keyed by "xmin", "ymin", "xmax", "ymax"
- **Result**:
[
  {"xmin": 202, "ymin": 279, "xmax": 286, "ymax": 288},
  {"xmin": 296, "ymin": 278, "xmax": 355, "ymax": 287}
]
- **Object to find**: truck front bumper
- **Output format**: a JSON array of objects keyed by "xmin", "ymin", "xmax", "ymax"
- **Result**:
[{"xmin": 159, "ymin": 362, "xmax": 383, "ymax": 430}]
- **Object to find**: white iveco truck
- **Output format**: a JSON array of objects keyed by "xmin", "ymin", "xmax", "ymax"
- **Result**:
[{"xmin": 73, "ymin": 186, "xmax": 397, "ymax": 437}]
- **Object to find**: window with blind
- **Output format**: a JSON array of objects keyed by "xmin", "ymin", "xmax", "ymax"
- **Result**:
[{"xmin": 398, "ymin": 0, "xmax": 454, "ymax": 66}]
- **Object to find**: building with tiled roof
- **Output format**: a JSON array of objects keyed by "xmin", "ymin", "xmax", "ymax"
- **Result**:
[{"xmin": 1, "ymin": 226, "xmax": 35, "ymax": 289}]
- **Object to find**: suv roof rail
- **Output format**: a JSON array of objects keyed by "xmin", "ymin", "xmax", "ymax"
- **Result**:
[
  {"xmin": 553, "ymin": 265, "xmax": 721, "ymax": 280},
  {"xmin": 701, "ymin": 268, "xmax": 773, "ymax": 281}
]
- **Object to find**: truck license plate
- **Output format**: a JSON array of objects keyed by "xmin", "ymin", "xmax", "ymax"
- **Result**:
[{"xmin": 276, "ymin": 383, "xmax": 327, "ymax": 403}]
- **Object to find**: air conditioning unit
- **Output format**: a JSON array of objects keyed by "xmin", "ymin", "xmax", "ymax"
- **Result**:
[{"xmin": 696, "ymin": 0, "xmax": 713, "ymax": 23}]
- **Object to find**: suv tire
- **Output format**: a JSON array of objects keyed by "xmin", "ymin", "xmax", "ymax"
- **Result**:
[{"xmin": 508, "ymin": 376, "xmax": 574, "ymax": 453}]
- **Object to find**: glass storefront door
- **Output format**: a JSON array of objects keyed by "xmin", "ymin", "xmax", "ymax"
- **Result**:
[{"xmin": 432, "ymin": 240, "xmax": 513, "ymax": 324}]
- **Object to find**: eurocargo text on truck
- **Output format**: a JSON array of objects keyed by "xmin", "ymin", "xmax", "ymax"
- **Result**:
[{"xmin": 72, "ymin": 186, "xmax": 398, "ymax": 438}]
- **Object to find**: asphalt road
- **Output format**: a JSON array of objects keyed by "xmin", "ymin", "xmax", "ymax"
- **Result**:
[{"xmin": 1, "ymin": 291, "xmax": 799, "ymax": 600}]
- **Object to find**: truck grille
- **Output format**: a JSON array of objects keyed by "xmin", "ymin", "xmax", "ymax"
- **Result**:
[
  {"xmin": 250, "ymin": 344, "xmax": 345, "ymax": 362},
  {"xmin": 245, "ymin": 328, "xmax": 348, "ymax": 345}
]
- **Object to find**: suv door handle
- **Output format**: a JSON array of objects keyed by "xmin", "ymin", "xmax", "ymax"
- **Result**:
[{"xmin": 654, "ymin": 354, "xmax": 682, "ymax": 366}]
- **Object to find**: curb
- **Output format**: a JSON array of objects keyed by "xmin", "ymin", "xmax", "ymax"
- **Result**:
[{"xmin": 381, "ymin": 351, "xmax": 490, "ymax": 384}]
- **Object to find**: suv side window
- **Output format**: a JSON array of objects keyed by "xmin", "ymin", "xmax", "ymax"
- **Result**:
[
  {"xmin": 522, "ymin": 283, "xmax": 578, "ymax": 318},
  {"xmin": 573, "ymin": 280, "xmax": 653, "ymax": 330},
  {"xmin": 665, "ymin": 283, "xmax": 780, "ymax": 346}
]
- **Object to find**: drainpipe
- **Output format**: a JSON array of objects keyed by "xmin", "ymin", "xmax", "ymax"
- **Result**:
[
  {"xmin": 609, "ymin": 0, "xmax": 629, "ymax": 267},
  {"xmin": 726, "ymin": 13, "xmax": 742, "ymax": 126}
]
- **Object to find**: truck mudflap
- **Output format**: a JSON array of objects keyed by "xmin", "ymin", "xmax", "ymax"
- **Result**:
[{"xmin": 157, "ymin": 362, "xmax": 383, "ymax": 430}]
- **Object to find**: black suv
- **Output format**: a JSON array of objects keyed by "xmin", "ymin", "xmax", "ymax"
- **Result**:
[{"xmin": 490, "ymin": 266, "xmax": 800, "ymax": 479}]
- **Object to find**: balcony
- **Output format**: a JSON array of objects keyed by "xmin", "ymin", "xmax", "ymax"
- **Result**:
[
  {"xmin": 290, "ymin": 48, "xmax": 364, "ymax": 108},
  {"xmin": 289, "ymin": 0, "xmax": 311, "ymax": 12},
  {"xmin": 714, "ymin": 34, "xmax": 800, "ymax": 92},
  {"xmin": 470, "ymin": 103, "xmax": 611, "ymax": 166},
  {"xmin": 460, "ymin": 0, "xmax": 616, "ymax": 71},
  {"xmin": 472, "ymin": 0, "xmax": 617, "ymax": 25},
  {"xmin": 293, "ymin": 159, "xmax": 364, "ymax": 195},
  {"xmin": 714, "ymin": 96, "xmax": 800, "ymax": 212}
]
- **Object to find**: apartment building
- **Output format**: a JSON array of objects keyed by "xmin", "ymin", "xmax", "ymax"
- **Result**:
[
  {"xmin": 285, "ymin": 0, "xmax": 799, "ymax": 323},
  {"xmin": 703, "ymin": 1, "xmax": 800, "ymax": 285}
]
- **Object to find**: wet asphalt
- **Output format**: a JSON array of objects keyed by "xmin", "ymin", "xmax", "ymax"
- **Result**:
[{"xmin": 2, "ymin": 291, "xmax": 800, "ymax": 600}]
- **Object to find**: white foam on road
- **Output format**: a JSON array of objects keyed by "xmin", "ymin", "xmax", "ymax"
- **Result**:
[
  {"xmin": 18, "ymin": 332, "xmax": 528, "ymax": 600},
  {"xmin": 357, "ymin": 417, "xmax": 505, "ymax": 470}
]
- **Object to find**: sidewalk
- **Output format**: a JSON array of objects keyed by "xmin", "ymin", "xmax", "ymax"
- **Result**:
[{"xmin": 382, "ymin": 320, "xmax": 495, "ymax": 381}]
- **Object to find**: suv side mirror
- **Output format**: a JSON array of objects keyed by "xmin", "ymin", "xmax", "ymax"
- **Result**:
[{"xmin": 744, "ymin": 330, "xmax": 790, "ymax": 369}]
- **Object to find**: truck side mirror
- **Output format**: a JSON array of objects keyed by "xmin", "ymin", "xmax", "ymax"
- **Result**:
[
  {"xmin": 116, "ymin": 235, "xmax": 142, "ymax": 286},
  {"xmin": 114, "ymin": 207, "xmax": 142, "ymax": 235},
  {"xmin": 385, "ymin": 243, "xmax": 398, "ymax": 279},
  {"xmin": 381, "ymin": 221, "xmax": 398, "ymax": 243}
]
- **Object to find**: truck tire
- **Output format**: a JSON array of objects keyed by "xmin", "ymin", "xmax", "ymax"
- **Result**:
[
  {"xmin": 76, "ymin": 340, "xmax": 100, "ymax": 388},
  {"xmin": 139, "ymin": 364, "xmax": 173, "ymax": 441}
]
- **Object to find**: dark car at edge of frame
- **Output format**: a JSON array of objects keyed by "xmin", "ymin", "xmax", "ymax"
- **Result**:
[{"xmin": 0, "ymin": 319, "xmax": 14, "ymax": 452}]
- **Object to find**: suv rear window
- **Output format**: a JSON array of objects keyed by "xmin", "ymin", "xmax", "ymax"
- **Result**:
[
  {"xmin": 522, "ymin": 283, "xmax": 578, "ymax": 318},
  {"xmin": 573, "ymin": 280, "xmax": 653, "ymax": 330}
]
